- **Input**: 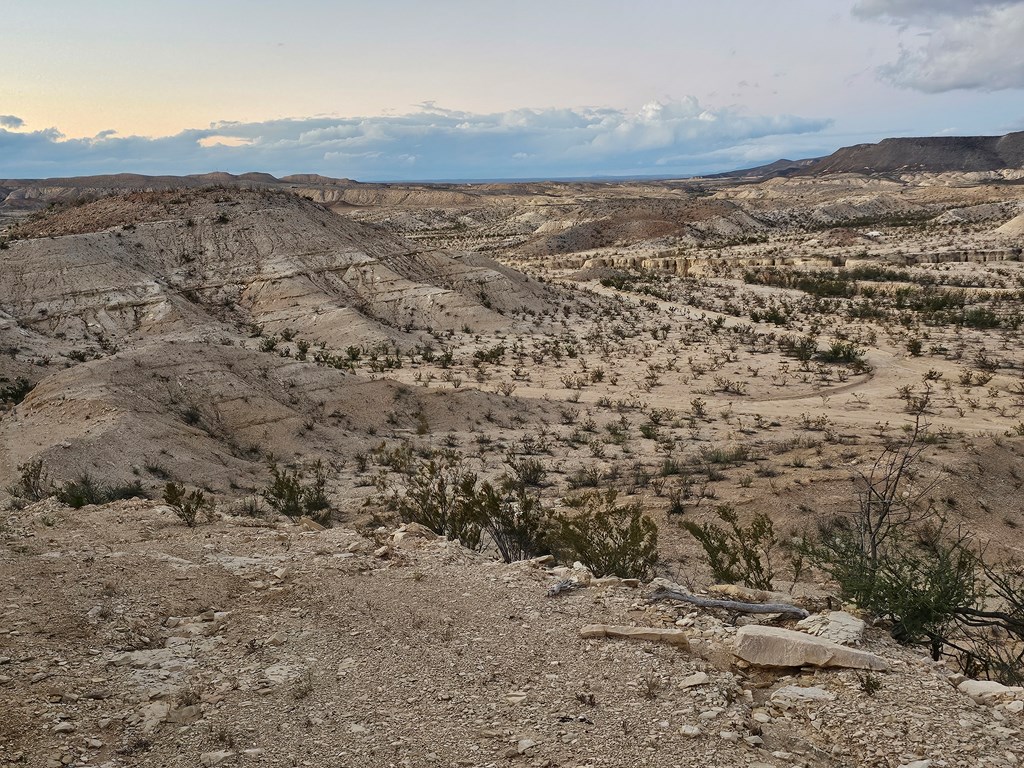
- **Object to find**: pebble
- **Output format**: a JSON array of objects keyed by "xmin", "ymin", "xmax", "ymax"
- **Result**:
[{"xmin": 200, "ymin": 751, "xmax": 234, "ymax": 766}]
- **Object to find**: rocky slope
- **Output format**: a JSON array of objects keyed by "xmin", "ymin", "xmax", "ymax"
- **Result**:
[
  {"xmin": 0, "ymin": 188, "xmax": 559, "ymax": 488},
  {"xmin": 1, "ymin": 499, "xmax": 1021, "ymax": 768}
]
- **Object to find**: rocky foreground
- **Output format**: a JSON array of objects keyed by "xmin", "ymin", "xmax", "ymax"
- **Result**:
[{"xmin": 1, "ymin": 500, "xmax": 1022, "ymax": 768}]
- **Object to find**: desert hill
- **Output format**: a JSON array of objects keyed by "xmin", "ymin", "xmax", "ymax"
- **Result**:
[
  {"xmin": 0, "ymin": 187, "xmax": 562, "ymax": 489},
  {"xmin": 1, "ymin": 188, "xmax": 554, "ymax": 346},
  {"xmin": 798, "ymin": 131, "xmax": 1024, "ymax": 177}
]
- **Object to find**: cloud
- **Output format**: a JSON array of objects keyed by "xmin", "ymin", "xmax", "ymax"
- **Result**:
[
  {"xmin": 854, "ymin": 0, "xmax": 1015, "ymax": 20},
  {"xmin": 0, "ymin": 115, "xmax": 25, "ymax": 129},
  {"xmin": 855, "ymin": 1, "xmax": 1024, "ymax": 91},
  {"xmin": 0, "ymin": 100, "xmax": 831, "ymax": 181}
]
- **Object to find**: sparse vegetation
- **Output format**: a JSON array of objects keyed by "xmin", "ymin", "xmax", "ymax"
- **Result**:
[{"xmin": 163, "ymin": 482, "xmax": 213, "ymax": 527}]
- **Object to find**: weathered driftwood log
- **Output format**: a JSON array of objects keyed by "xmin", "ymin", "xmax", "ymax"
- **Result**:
[{"xmin": 650, "ymin": 586, "xmax": 810, "ymax": 619}]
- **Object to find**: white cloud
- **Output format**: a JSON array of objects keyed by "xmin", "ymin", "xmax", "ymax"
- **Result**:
[
  {"xmin": 855, "ymin": 1, "xmax": 1024, "ymax": 91},
  {"xmin": 854, "ymin": 0, "xmax": 1015, "ymax": 21},
  {"xmin": 0, "ymin": 100, "xmax": 831, "ymax": 180}
]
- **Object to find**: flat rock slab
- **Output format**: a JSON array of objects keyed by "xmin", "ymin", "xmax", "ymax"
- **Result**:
[
  {"xmin": 796, "ymin": 611, "xmax": 866, "ymax": 646},
  {"xmin": 957, "ymin": 679, "xmax": 1024, "ymax": 705},
  {"xmin": 771, "ymin": 684, "xmax": 836, "ymax": 705},
  {"xmin": 734, "ymin": 625, "xmax": 888, "ymax": 671},
  {"xmin": 580, "ymin": 624, "xmax": 690, "ymax": 648}
]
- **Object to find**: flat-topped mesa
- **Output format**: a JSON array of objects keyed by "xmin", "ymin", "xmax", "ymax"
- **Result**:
[{"xmin": 804, "ymin": 132, "xmax": 1024, "ymax": 176}]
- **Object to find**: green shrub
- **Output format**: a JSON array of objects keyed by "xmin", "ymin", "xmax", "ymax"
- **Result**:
[
  {"xmin": 6, "ymin": 459, "xmax": 51, "ymax": 502},
  {"xmin": 682, "ymin": 505, "xmax": 777, "ymax": 590},
  {"xmin": 468, "ymin": 479, "xmax": 551, "ymax": 563},
  {"xmin": 804, "ymin": 421, "xmax": 1024, "ymax": 683},
  {"xmin": 0, "ymin": 377, "xmax": 33, "ymax": 404},
  {"xmin": 506, "ymin": 455, "xmax": 547, "ymax": 487},
  {"xmin": 380, "ymin": 452, "xmax": 483, "ymax": 550},
  {"xmin": 551, "ymin": 489, "xmax": 659, "ymax": 580},
  {"xmin": 163, "ymin": 482, "xmax": 213, "ymax": 527},
  {"xmin": 56, "ymin": 473, "xmax": 147, "ymax": 508},
  {"xmin": 262, "ymin": 460, "xmax": 332, "ymax": 526}
]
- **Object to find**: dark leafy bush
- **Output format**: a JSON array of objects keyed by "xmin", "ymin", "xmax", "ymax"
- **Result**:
[
  {"xmin": 682, "ymin": 505, "xmax": 777, "ymax": 590},
  {"xmin": 163, "ymin": 482, "xmax": 213, "ymax": 527},
  {"xmin": 0, "ymin": 377, "xmax": 33, "ymax": 404},
  {"xmin": 56, "ymin": 473, "xmax": 147, "ymax": 508},
  {"xmin": 551, "ymin": 489, "xmax": 659, "ymax": 580},
  {"xmin": 262, "ymin": 460, "xmax": 332, "ymax": 526},
  {"xmin": 6, "ymin": 459, "xmax": 51, "ymax": 502}
]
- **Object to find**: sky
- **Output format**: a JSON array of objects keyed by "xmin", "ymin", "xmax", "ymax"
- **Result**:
[{"xmin": 1, "ymin": 0, "xmax": 1023, "ymax": 181}]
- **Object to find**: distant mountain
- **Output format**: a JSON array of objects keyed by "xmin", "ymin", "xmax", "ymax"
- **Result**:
[
  {"xmin": 702, "ymin": 132, "xmax": 1024, "ymax": 181},
  {"xmin": 802, "ymin": 132, "xmax": 1024, "ymax": 176},
  {"xmin": 705, "ymin": 157, "xmax": 822, "ymax": 180}
]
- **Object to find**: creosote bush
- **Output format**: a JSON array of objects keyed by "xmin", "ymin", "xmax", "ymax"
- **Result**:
[
  {"xmin": 56, "ymin": 473, "xmax": 148, "ymax": 508},
  {"xmin": 682, "ymin": 505, "xmax": 777, "ymax": 590},
  {"xmin": 0, "ymin": 377, "xmax": 33, "ymax": 405},
  {"xmin": 6, "ymin": 459, "xmax": 51, "ymax": 503},
  {"xmin": 551, "ymin": 488, "xmax": 659, "ymax": 580},
  {"xmin": 804, "ymin": 419, "xmax": 1024, "ymax": 684},
  {"xmin": 262, "ymin": 460, "xmax": 332, "ymax": 526},
  {"xmin": 163, "ymin": 482, "xmax": 214, "ymax": 527},
  {"xmin": 378, "ymin": 449, "xmax": 659, "ymax": 577}
]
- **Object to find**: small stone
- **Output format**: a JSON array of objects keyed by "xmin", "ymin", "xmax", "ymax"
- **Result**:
[
  {"xmin": 505, "ymin": 691, "xmax": 528, "ymax": 704},
  {"xmin": 516, "ymin": 739, "xmax": 537, "ymax": 754},
  {"xmin": 771, "ymin": 685, "xmax": 836, "ymax": 706},
  {"xmin": 53, "ymin": 722, "xmax": 75, "ymax": 734},
  {"xmin": 200, "ymin": 751, "xmax": 234, "ymax": 766},
  {"xmin": 578, "ymin": 624, "xmax": 689, "ymax": 648},
  {"xmin": 680, "ymin": 725, "xmax": 702, "ymax": 738},
  {"xmin": 87, "ymin": 739, "xmax": 103, "ymax": 749},
  {"xmin": 166, "ymin": 704, "xmax": 202, "ymax": 724},
  {"xmin": 958, "ymin": 679, "xmax": 1024, "ymax": 705},
  {"xmin": 720, "ymin": 730, "xmax": 741, "ymax": 742},
  {"xmin": 679, "ymin": 672, "xmax": 709, "ymax": 689},
  {"xmin": 796, "ymin": 611, "xmax": 866, "ymax": 646}
]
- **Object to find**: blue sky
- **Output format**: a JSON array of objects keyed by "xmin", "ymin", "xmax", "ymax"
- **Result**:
[{"xmin": 2, "ymin": 0, "xmax": 1023, "ymax": 180}]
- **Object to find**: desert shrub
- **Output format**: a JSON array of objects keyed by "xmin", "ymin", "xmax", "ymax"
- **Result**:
[
  {"xmin": 7, "ymin": 459, "xmax": 51, "ymax": 502},
  {"xmin": 805, "ymin": 419, "xmax": 1024, "ymax": 683},
  {"xmin": 473, "ymin": 343, "xmax": 506, "ymax": 364},
  {"xmin": 0, "ymin": 377, "xmax": 33, "ymax": 404},
  {"xmin": 379, "ymin": 452, "xmax": 483, "ymax": 550},
  {"xmin": 163, "ymin": 482, "xmax": 213, "ymax": 527},
  {"xmin": 56, "ymin": 473, "xmax": 147, "ymax": 508},
  {"xmin": 262, "ymin": 460, "xmax": 332, "ymax": 526},
  {"xmin": 550, "ymin": 489, "xmax": 659, "ymax": 580},
  {"xmin": 566, "ymin": 465, "xmax": 604, "ymax": 489},
  {"xmin": 682, "ymin": 505, "xmax": 777, "ymax": 590},
  {"xmin": 468, "ymin": 479, "xmax": 552, "ymax": 563},
  {"xmin": 700, "ymin": 444, "xmax": 751, "ymax": 467},
  {"xmin": 821, "ymin": 340, "xmax": 865, "ymax": 365},
  {"xmin": 506, "ymin": 455, "xmax": 547, "ymax": 487}
]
